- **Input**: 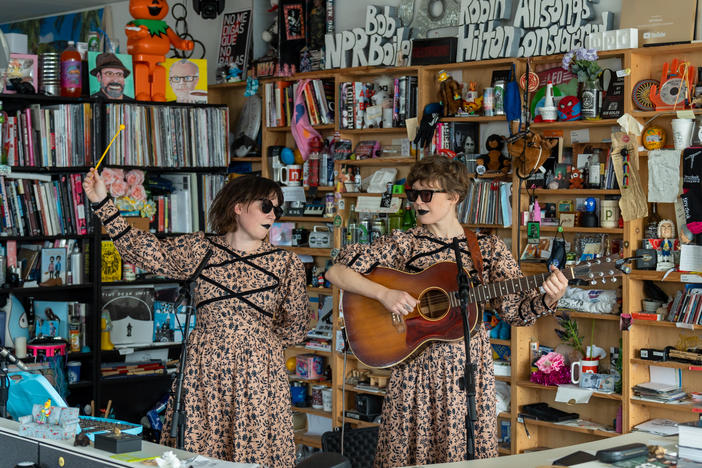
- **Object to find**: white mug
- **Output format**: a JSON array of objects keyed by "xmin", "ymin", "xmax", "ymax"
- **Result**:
[
  {"xmin": 571, "ymin": 358, "xmax": 599, "ymax": 384},
  {"xmin": 281, "ymin": 165, "xmax": 302, "ymax": 186}
]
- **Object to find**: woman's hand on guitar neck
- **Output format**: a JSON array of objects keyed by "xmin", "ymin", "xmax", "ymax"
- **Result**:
[
  {"xmin": 542, "ymin": 265, "xmax": 569, "ymax": 308},
  {"xmin": 378, "ymin": 288, "xmax": 418, "ymax": 317}
]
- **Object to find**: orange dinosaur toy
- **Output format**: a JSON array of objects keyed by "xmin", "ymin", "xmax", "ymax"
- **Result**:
[{"xmin": 126, "ymin": 0, "xmax": 194, "ymax": 101}]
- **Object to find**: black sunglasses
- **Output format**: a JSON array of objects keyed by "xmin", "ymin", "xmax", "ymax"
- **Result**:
[
  {"xmin": 260, "ymin": 199, "xmax": 284, "ymax": 219},
  {"xmin": 405, "ymin": 189, "xmax": 446, "ymax": 203}
]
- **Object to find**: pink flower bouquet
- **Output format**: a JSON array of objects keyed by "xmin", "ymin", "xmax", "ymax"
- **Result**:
[
  {"xmin": 530, "ymin": 352, "xmax": 571, "ymax": 386},
  {"xmin": 101, "ymin": 168, "xmax": 155, "ymax": 218}
]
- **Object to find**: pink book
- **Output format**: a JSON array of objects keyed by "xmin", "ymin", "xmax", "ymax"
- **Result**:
[
  {"xmin": 71, "ymin": 174, "xmax": 87, "ymax": 235},
  {"xmin": 24, "ymin": 108, "xmax": 35, "ymax": 166}
]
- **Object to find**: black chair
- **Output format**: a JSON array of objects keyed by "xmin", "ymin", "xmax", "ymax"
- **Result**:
[{"xmin": 320, "ymin": 426, "xmax": 379, "ymax": 468}]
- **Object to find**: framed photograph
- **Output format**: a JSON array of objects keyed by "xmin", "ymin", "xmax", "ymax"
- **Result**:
[
  {"xmin": 559, "ymin": 212, "xmax": 576, "ymax": 228},
  {"xmin": 40, "ymin": 247, "xmax": 67, "ymax": 285},
  {"xmin": 4, "ymin": 53, "xmax": 38, "ymax": 94},
  {"xmin": 283, "ymin": 3, "xmax": 305, "ymax": 40},
  {"xmin": 164, "ymin": 58, "xmax": 208, "ymax": 104},
  {"xmin": 34, "ymin": 300, "xmax": 70, "ymax": 339},
  {"xmin": 554, "ymin": 163, "xmax": 571, "ymax": 188},
  {"xmin": 87, "ymin": 51, "xmax": 134, "ymax": 100}
]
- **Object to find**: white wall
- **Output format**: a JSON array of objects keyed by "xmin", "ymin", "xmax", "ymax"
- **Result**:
[{"xmin": 333, "ymin": 0, "xmax": 623, "ymax": 32}]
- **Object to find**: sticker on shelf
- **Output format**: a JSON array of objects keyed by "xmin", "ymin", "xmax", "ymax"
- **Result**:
[
  {"xmin": 675, "ymin": 322, "xmax": 695, "ymax": 330},
  {"xmin": 676, "ymin": 110, "xmax": 696, "ymax": 119},
  {"xmin": 570, "ymin": 129, "xmax": 590, "ymax": 143}
]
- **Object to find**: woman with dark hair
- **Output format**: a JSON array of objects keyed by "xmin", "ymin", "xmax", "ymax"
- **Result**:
[
  {"xmin": 326, "ymin": 156, "xmax": 568, "ymax": 467},
  {"xmin": 83, "ymin": 169, "xmax": 310, "ymax": 467}
]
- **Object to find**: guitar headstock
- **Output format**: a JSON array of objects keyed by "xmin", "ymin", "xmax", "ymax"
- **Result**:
[{"xmin": 565, "ymin": 256, "xmax": 636, "ymax": 285}]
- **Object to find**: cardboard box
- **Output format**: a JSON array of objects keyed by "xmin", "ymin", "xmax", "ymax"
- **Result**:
[
  {"xmin": 621, "ymin": 0, "xmax": 697, "ymax": 45},
  {"xmin": 101, "ymin": 216, "xmax": 150, "ymax": 234}
]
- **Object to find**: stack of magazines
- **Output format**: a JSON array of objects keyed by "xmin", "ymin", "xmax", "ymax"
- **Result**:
[{"xmin": 632, "ymin": 381, "xmax": 686, "ymax": 402}]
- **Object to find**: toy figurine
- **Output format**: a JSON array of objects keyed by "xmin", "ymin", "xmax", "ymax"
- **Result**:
[
  {"xmin": 437, "ymin": 70, "xmax": 462, "ymax": 117},
  {"xmin": 656, "ymin": 219, "xmax": 676, "ymax": 271},
  {"xmin": 464, "ymin": 81, "xmax": 483, "ymax": 115},
  {"xmin": 125, "ymin": 0, "xmax": 194, "ymax": 101},
  {"xmin": 39, "ymin": 399, "xmax": 52, "ymax": 423}
]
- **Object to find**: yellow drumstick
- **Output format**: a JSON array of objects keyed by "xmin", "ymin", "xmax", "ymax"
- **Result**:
[{"xmin": 94, "ymin": 124, "xmax": 125, "ymax": 171}]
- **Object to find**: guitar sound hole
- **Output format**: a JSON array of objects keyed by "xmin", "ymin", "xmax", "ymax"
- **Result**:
[{"xmin": 418, "ymin": 288, "xmax": 450, "ymax": 320}]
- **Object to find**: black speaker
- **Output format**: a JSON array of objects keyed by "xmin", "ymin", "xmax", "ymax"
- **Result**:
[{"xmin": 356, "ymin": 394, "xmax": 383, "ymax": 416}]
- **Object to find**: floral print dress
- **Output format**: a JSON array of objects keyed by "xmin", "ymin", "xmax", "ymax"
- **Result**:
[
  {"xmin": 335, "ymin": 227, "xmax": 555, "ymax": 467},
  {"xmin": 95, "ymin": 198, "xmax": 311, "ymax": 467}
]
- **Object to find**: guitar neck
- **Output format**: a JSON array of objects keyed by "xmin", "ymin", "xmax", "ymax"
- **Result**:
[{"xmin": 456, "ymin": 272, "xmax": 554, "ymax": 304}]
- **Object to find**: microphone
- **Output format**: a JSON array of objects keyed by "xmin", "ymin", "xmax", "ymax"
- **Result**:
[{"xmin": 0, "ymin": 346, "xmax": 29, "ymax": 371}]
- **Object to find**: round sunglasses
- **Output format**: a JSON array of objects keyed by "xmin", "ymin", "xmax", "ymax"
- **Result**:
[
  {"xmin": 405, "ymin": 189, "xmax": 446, "ymax": 203},
  {"xmin": 259, "ymin": 199, "xmax": 284, "ymax": 219}
]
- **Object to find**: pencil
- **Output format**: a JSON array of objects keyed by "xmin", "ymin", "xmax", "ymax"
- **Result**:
[{"xmin": 94, "ymin": 124, "xmax": 125, "ymax": 171}]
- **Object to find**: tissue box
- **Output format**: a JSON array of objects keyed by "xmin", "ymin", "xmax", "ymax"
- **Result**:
[
  {"xmin": 5, "ymin": 33, "xmax": 28, "ymax": 54},
  {"xmin": 94, "ymin": 431, "xmax": 142, "ymax": 453},
  {"xmin": 296, "ymin": 354, "xmax": 324, "ymax": 380}
]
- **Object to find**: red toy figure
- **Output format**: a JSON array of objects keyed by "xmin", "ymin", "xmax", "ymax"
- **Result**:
[{"xmin": 126, "ymin": 0, "xmax": 194, "ymax": 101}]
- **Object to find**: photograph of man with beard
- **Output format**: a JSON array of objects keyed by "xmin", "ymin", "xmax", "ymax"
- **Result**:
[{"xmin": 89, "ymin": 53, "xmax": 134, "ymax": 100}]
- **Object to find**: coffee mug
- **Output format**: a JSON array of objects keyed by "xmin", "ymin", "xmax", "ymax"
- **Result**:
[
  {"xmin": 600, "ymin": 199, "xmax": 620, "ymax": 229},
  {"xmin": 281, "ymin": 164, "xmax": 302, "ymax": 186},
  {"xmin": 571, "ymin": 358, "xmax": 599, "ymax": 384}
]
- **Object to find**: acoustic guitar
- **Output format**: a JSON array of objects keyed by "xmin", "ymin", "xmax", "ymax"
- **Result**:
[{"xmin": 342, "ymin": 257, "xmax": 632, "ymax": 368}]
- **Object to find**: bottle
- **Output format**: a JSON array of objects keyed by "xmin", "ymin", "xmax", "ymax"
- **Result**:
[
  {"xmin": 644, "ymin": 203, "xmax": 662, "ymax": 239},
  {"xmin": 401, "ymin": 200, "xmax": 415, "ymax": 230},
  {"xmin": 588, "ymin": 151, "xmax": 601, "ymax": 188},
  {"xmin": 60, "ymin": 41, "xmax": 82, "ymax": 97},
  {"xmin": 346, "ymin": 203, "xmax": 358, "ymax": 245},
  {"xmin": 68, "ymin": 304, "xmax": 81, "ymax": 353},
  {"xmin": 70, "ymin": 245, "xmax": 83, "ymax": 285}
]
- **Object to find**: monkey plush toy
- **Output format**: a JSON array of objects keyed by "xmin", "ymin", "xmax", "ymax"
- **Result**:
[{"xmin": 437, "ymin": 70, "xmax": 462, "ymax": 117}]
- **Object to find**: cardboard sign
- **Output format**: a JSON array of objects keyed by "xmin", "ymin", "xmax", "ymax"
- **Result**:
[{"xmin": 621, "ymin": 0, "xmax": 697, "ymax": 46}]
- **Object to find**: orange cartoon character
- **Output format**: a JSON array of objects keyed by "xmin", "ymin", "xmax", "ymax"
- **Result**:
[{"xmin": 126, "ymin": 0, "xmax": 194, "ymax": 101}]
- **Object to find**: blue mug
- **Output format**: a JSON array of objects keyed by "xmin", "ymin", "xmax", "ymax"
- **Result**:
[{"xmin": 290, "ymin": 382, "xmax": 307, "ymax": 407}]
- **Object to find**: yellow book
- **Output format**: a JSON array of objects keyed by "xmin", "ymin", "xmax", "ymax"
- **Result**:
[{"xmin": 101, "ymin": 241, "xmax": 122, "ymax": 282}]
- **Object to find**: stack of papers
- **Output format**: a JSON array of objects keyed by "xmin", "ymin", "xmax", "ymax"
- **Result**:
[
  {"xmin": 632, "ymin": 381, "xmax": 687, "ymax": 402},
  {"xmin": 633, "ymin": 418, "xmax": 679, "ymax": 436}
]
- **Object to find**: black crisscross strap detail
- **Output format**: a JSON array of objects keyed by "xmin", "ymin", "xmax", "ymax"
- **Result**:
[
  {"xmin": 196, "ymin": 240, "xmax": 284, "ymax": 318},
  {"xmin": 405, "ymin": 233, "xmax": 482, "ymax": 283}
]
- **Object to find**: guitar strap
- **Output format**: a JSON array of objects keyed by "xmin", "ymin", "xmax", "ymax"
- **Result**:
[{"xmin": 462, "ymin": 227, "xmax": 483, "ymax": 284}]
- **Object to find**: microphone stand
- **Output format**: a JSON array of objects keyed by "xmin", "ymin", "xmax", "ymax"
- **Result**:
[
  {"xmin": 452, "ymin": 237, "xmax": 477, "ymax": 460},
  {"xmin": 170, "ymin": 283, "xmax": 194, "ymax": 449}
]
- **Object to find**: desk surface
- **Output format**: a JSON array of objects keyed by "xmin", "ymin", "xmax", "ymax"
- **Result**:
[
  {"xmin": 0, "ymin": 417, "xmax": 258, "ymax": 467},
  {"xmin": 408, "ymin": 432, "xmax": 674, "ymax": 467}
]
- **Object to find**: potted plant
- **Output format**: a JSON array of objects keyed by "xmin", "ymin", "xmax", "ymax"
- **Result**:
[
  {"xmin": 562, "ymin": 47, "xmax": 602, "ymax": 120},
  {"xmin": 554, "ymin": 311, "xmax": 586, "ymax": 365}
]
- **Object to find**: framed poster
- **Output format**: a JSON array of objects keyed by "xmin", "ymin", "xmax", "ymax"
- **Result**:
[
  {"xmin": 216, "ymin": 9, "xmax": 252, "ymax": 83},
  {"xmin": 164, "ymin": 58, "xmax": 208, "ymax": 103},
  {"xmin": 4, "ymin": 54, "xmax": 38, "ymax": 94},
  {"xmin": 87, "ymin": 52, "xmax": 134, "ymax": 100},
  {"xmin": 40, "ymin": 247, "xmax": 67, "ymax": 285}
]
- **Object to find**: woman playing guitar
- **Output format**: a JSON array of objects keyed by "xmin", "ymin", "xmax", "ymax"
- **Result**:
[{"xmin": 325, "ymin": 156, "xmax": 568, "ymax": 466}]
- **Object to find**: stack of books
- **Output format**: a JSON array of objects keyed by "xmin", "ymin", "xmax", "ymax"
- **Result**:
[
  {"xmin": 632, "ymin": 381, "xmax": 686, "ymax": 402},
  {"xmin": 101, "ymin": 361, "xmax": 165, "ymax": 378},
  {"xmin": 679, "ymin": 420, "xmax": 702, "ymax": 462}
]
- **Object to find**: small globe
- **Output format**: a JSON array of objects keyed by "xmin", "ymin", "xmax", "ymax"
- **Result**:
[{"xmin": 286, "ymin": 356, "xmax": 297, "ymax": 373}]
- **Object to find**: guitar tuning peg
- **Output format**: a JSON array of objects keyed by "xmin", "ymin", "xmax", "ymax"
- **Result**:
[
  {"xmin": 608, "ymin": 270, "xmax": 615, "ymax": 276},
  {"xmin": 605, "ymin": 257, "xmax": 611, "ymax": 263},
  {"xmin": 595, "ymin": 259, "xmax": 601, "ymax": 264},
  {"xmin": 601, "ymin": 278, "xmax": 607, "ymax": 284},
  {"xmin": 591, "ymin": 280, "xmax": 597, "ymax": 285},
  {"xmin": 610, "ymin": 277, "xmax": 617, "ymax": 283}
]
